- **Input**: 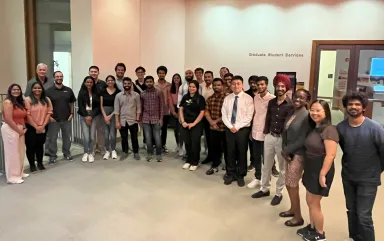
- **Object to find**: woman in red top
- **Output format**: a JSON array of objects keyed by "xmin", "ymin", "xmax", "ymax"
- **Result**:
[{"xmin": 1, "ymin": 84, "xmax": 28, "ymax": 184}]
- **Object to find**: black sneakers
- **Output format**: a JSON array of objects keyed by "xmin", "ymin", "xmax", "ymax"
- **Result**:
[{"xmin": 303, "ymin": 230, "xmax": 326, "ymax": 241}]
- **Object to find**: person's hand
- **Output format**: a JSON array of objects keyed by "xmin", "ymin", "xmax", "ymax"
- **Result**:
[
  {"xmin": 188, "ymin": 123, "xmax": 196, "ymax": 129},
  {"xmin": 319, "ymin": 174, "xmax": 327, "ymax": 188},
  {"xmin": 212, "ymin": 124, "xmax": 219, "ymax": 130},
  {"xmin": 182, "ymin": 122, "xmax": 188, "ymax": 128},
  {"xmin": 230, "ymin": 127, "xmax": 237, "ymax": 133},
  {"xmin": 36, "ymin": 125, "xmax": 44, "ymax": 133},
  {"xmin": 68, "ymin": 114, "xmax": 73, "ymax": 121},
  {"xmin": 19, "ymin": 128, "xmax": 26, "ymax": 136},
  {"xmin": 104, "ymin": 115, "xmax": 109, "ymax": 123},
  {"xmin": 105, "ymin": 119, "xmax": 110, "ymax": 125},
  {"xmin": 116, "ymin": 122, "xmax": 121, "ymax": 130},
  {"xmin": 49, "ymin": 117, "xmax": 56, "ymax": 122}
]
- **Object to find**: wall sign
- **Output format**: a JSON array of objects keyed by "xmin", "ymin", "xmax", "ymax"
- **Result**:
[{"xmin": 249, "ymin": 52, "xmax": 304, "ymax": 57}]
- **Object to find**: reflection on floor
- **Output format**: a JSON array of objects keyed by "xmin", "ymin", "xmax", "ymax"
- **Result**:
[{"xmin": 0, "ymin": 131, "xmax": 383, "ymax": 241}]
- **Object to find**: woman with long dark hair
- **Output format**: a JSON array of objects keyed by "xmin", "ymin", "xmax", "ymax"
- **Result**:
[
  {"xmin": 100, "ymin": 75, "xmax": 120, "ymax": 160},
  {"xmin": 25, "ymin": 82, "xmax": 53, "ymax": 172},
  {"xmin": 168, "ymin": 73, "xmax": 183, "ymax": 155},
  {"xmin": 1, "ymin": 84, "xmax": 28, "ymax": 184},
  {"xmin": 77, "ymin": 76, "xmax": 100, "ymax": 163},
  {"xmin": 297, "ymin": 100, "xmax": 339, "ymax": 241},
  {"xmin": 179, "ymin": 80, "xmax": 206, "ymax": 171}
]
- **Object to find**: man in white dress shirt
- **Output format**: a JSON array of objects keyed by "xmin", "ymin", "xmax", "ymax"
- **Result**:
[{"xmin": 222, "ymin": 75, "xmax": 254, "ymax": 187}]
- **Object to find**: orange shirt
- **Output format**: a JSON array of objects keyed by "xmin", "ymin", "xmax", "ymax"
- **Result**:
[
  {"xmin": 25, "ymin": 97, "xmax": 53, "ymax": 126},
  {"xmin": 13, "ymin": 107, "xmax": 27, "ymax": 125}
]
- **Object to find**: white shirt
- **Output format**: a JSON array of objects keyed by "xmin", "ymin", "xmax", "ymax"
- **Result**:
[
  {"xmin": 86, "ymin": 96, "xmax": 92, "ymax": 110},
  {"xmin": 222, "ymin": 91, "xmax": 254, "ymax": 130},
  {"xmin": 252, "ymin": 92, "xmax": 275, "ymax": 141},
  {"xmin": 201, "ymin": 83, "xmax": 214, "ymax": 100}
]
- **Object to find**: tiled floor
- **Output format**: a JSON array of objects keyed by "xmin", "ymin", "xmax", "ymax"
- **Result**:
[{"xmin": 0, "ymin": 131, "xmax": 383, "ymax": 241}]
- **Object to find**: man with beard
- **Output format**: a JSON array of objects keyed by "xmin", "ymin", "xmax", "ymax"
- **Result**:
[
  {"xmin": 204, "ymin": 78, "xmax": 227, "ymax": 175},
  {"xmin": 336, "ymin": 92, "xmax": 384, "ymax": 241},
  {"xmin": 154, "ymin": 66, "xmax": 171, "ymax": 154},
  {"xmin": 114, "ymin": 77, "xmax": 141, "ymax": 161},
  {"xmin": 245, "ymin": 75, "xmax": 258, "ymax": 172},
  {"xmin": 223, "ymin": 73, "xmax": 233, "ymax": 94},
  {"xmin": 45, "ymin": 71, "xmax": 76, "ymax": 163},
  {"xmin": 25, "ymin": 63, "xmax": 54, "ymax": 97},
  {"xmin": 201, "ymin": 71, "xmax": 214, "ymax": 161},
  {"xmin": 115, "ymin": 63, "xmax": 126, "ymax": 92},
  {"xmin": 252, "ymin": 74, "xmax": 293, "ymax": 206}
]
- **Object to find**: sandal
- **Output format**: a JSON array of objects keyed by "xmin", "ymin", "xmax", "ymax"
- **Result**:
[
  {"xmin": 279, "ymin": 211, "xmax": 295, "ymax": 218},
  {"xmin": 284, "ymin": 219, "xmax": 304, "ymax": 227}
]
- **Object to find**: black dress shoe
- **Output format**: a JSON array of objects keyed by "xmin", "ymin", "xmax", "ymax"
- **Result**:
[
  {"xmin": 251, "ymin": 190, "xmax": 270, "ymax": 198},
  {"xmin": 272, "ymin": 166, "xmax": 279, "ymax": 177},
  {"xmin": 37, "ymin": 163, "xmax": 46, "ymax": 171},
  {"xmin": 237, "ymin": 177, "xmax": 245, "ymax": 187},
  {"xmin": 224, "ymin": 175, "xmax": 237, "ymax": 185},
  {"xmin": 30, "ymin": 165, "xmax": 37, "ymax": 173},
  {"xmin": 206, "ymin": 167, "xmax": 218, "ymax": 175},
  {"xmin": 271, "ymin": 195, "xmax": 283, "ymax": 206},
  {"xmin": 201, "ymin": 159, "xmax": 212, "ymax": 164}
]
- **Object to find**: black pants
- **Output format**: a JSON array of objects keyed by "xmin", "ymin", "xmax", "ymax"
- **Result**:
[
  {"xmin": 249, "ymin": 139, "xmax": 256, "ymax": 167},
  {"xmin": 225, "ymin": 127, "xmax": 250, "ymax": 178},
  {"xmin": 120, "ymin": 123, "xmax": 139, "ymax": 154},
  {"xmin": 161, "ymin": 115, "xmax": 170, "ymax": 146},
  {"xmin": 210, "ymin": 129, "xmax": 227, "ymax": 168},
  {"xmin": 252, "ymin": 140, "xmax": 264, "ymax": 179},
  {"xmin": 182, "ymin": 122, "xmax": 203, "ymax": 166},
  {"xmin": 203, "ymin": 117, "xmax": 211, "ymax": 147},
  {"xmin": 25, "ymin": 124, "xmax": 47, "ymax": 167},
  {"xmin": 170, "ymin": 114, "xmax": 180, "ymax": 145},
  {"xmin": 343, "ymin": 179, "xmax": 377, "ymax": 241}
]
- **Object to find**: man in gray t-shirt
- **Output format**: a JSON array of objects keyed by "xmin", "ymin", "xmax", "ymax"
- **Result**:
[
  {"xmin": 337, "ymin": 92, "xmax": 384, "ymax": 241},
  {"xmin": 24, "ymin": 63, "xmax": 54, "ymax": 97}
]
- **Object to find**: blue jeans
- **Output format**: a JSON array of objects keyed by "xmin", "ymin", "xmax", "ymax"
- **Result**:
[
  {"xmin": 80, "ymin": 116, "xmax": 96, "ymax": 154},
  {"xmin": 102, "ymin": 106, "xmax": 117, "ymax": 152},
  {"xmin": 142, "ymin": 123, "xmax": 162, "ymax": 156}
]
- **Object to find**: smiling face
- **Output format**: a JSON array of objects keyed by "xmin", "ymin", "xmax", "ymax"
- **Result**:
[
  {"xmin": 249, "ymin": 80, "xmax": 257, "ymax": 91},
  {"xmin": 11, "ymin": 85, "xmax": 21, "ymax": 98},
  {"xmin": 54, "ymin": 71, "xmax": 63, "ymax": 85},
  {"xmin": 256, "ymin": 80, "xmax": 267, "ymax": 94},
  {"xmin": 224, "ymin": 76, "xmax": 232, "ymax": 87},
  {"xmin": 195, "ymin": 70, "xmax": 203, "ymax": 81},
  {"xmin": 36, "ymin": 64, "xmax": 47, "ymax": 78},
  {"xmin": 157, "ymin": 70, "xmax": 166, "ymax": 81},
  {"xmin": 220, "ymin": 67, "xmax": 229, "ymax": 79},
  {"xmin": 89, "ymin": 68, "xmax": 99, "ymax": 80},
  {"xmin": 85, "ymin": 78, "xmax": 94, "ymax": 90},
  {"xmin": 116, "ymin": 66, "xmax": 125, "ymax": 79},
  {"xmin": 32, "ymin": 83, "xmax": 43, "ymax": 96},
  {"xmin": 106, "ymin": 77, "xmax": 115, "ymax": 87},
  {"xmin": 310, "ymin": 102, "xmax": 326, "ymax": 124},
  {"xmin": 231, "ymin": 79, "xmax": 243, "ymax": 95},
  {"xmin": 275, "ymin": 82, "xmax": 287, "ymax": 97},
  {"xmin": 173, "ymin": 75, "xmax": 181, "ymax": 86},
  {"xmin": 292, "ymin": 90, "xmax": 308, "ymax": 109},
  {"xmin": 185, "ymin": 70, "xmax": 194, "ymax": 82},
  {"xmin": 204, "ymin": 72, "xmax": 213, "ymax": 86},
  {"xmin": 346, "ymin": 99, "xmax": 365, "ymax": 118},
  {"xmin": 213, "ymin": 80, "xmax": 223, "ymax": 94},
  {"xmin": 189, "ymin": 83, "xmax": 197, "ymax": 95}
]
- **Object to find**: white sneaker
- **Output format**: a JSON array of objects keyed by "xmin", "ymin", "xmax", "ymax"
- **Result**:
[
  {"xmin": 7, "ymin": 179, "xmax": 24, "ymax": 184},
  {"xmin": 111, "ymin": 150, "xmax": 118, "ymax": 159},
  {"xmin": 189, "ymin": 165, "xmax": 197, "ymax": 171},
  {"xmin": 88, "ymin": 154, "xmax": 95, "ymax": 163},
  {"xmin": 182, "ymin": 163, "xmax": 191, "ymax": 169},
  {"xmin": 82, "ymin": 153, "xmax": 88, "ymax": 162},
  {"xmin": 247, "ymin": 178, "xmax": 261, "ymax": 188},
  {"xmin": 22, "ymin": 173, "xmax": 30, "ymax": 178},
  {"xmin": 103, "ymin": 151, "xmax": 110, "ymax": 160}
]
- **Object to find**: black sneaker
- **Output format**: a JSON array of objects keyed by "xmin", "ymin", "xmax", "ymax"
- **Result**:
[
  {"xmin": 251, "ymin": 190, "xmax": 270, "ymax": 198},
  {"xmin": 297, "ymin": 224, "xmax": 315, "ymax": 237},
  {"xmin": 270, "ymin": 195, "xmax": 283, "ymax": 206},
  {"xmin": 30, "ymin": 165, "xmax": 37, "ymax": 173},
  {"xmin": 37, "ymin": 163, "xmax": 46, "ymax": 171},
  {"xmin": 64, "ymin": 155, "xmax": 73, "ymax": 161},
  {"xmin": 247, "ymin": 165, "xmax": 255, "ymax": 172},
  {"xmin": 237, "ymin": 177, "xmax": 245, "ymax": 187},
  {"xmin": 206, "ymin": 167, "xmax": 218, "ymax": 175},
  {"xmin": 303, "ymin": 230, "xmax": 326, "ymax": 241},
  {"xmin": 223, "ymin": 175, "xmax": 237, "ymax": 185},
  {"xmin": 272, "ymin": 166, "xmax": 279, "ymax": 177},
  {"xmin": 48, "ymin": 157, "xmax": 56, "ymax": 165}
]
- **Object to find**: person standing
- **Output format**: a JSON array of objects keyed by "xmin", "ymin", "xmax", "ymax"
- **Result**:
[
  {"xmin": 252, "ymin": 74, "xmax": 293, "ymax": 206},
  {"xmin": 204, "ymin": 78, "xmax": 227, "ymax": 175},
  {"xmin": 25, "ymin": 82, "xmax": 53, "ymax": 172},
  {"xmin": 245, "ymin": 75, "xmax": 258, "ymax": 171},
  {"xmin": 222, "ymin": 75, "xmax": 254, "ymax": 186},
  {"xmin": 219, "ymin": 67, "xmax": 230, "ymax": 79},
  {"xmin": 1, "ymin": 84, "xmax": 28, "ymax": 184},
  {"xmin": 115, "ymin": 63, "xmax": 126, "ymax": 92},
  {"xmin": 223, "ymin": 73, "xmax": 233, "ymax": 94},
  {"xmin": 201, "ymin": 70, "xmax": 214, "ymax": 161},
  {"xmin": 195, "ymin": 67, "xmax": 205, "ymax": 85},
  {"xmin": 45, "ymin": 71, "xmax": 76, "ymax": 163},
  {"xmin": 247, "ymin": 76, "xmax": 276, "ymax": 188},
  {"xmin": 115, "ymin": 77, "xmax": 141, "ymax": 161},
  {"xmin": 24, "ymin": 63, "xmax": 54, "ymax": 97},
  {"xmin": 133, "ymin": 66, "xmax": 147, "ymax": 94},
  {"xmin": 155, "ymin": 66, "xmax": 171, "ymax": 154},
  {"xmin": 168, "ymin": 73, "xmax": 182, "ymax": 154},
  {"xmin": 100, "ymin": 75, "xmax": 120, "ymax": 160},
  {"xmin": 77, "ymin": 76, "xmax": 100, "ymax": 163},
  {"xmin": 140, "ymin": 76, "xmax": 164, "ymax": 162},
  {"xmin": 179, "ymin": 80, "xmax": 206, "ymax": 171},
  {"xmin": 336, "ymin": 92, "xmax": 384, "ymax": 241}
]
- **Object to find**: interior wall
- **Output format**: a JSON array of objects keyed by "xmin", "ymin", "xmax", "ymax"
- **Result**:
[{"xmin": 0, "ymin": 1, "xmax": 11, "ymax": 94}]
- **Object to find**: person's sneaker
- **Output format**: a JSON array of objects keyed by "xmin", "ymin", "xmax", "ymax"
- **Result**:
[
  {"xmin": 247, "ymin": 165, "xmax": 255, "ymax": 172},
  {"xmin": 182, "ymin": 163, "xmax": 191, "ymax": 169},
  {"xmin": 88, "ymin": 154, "xmax": 95, "ymax": 163},
  {"xmin": 37, "ymin": 163, "xmax": 46, "ymax": 171},
  {"xmin": 189, "ymin": 165, "xmax": 197, "ymax": 171},
  {"xmin": 297, "ymin": 224, "xmax": 315, "ymax": 237},
  {"xmin": 111, "ymin": 150, "xmax": 118, "ymax": 159},
  {"xmin": 251, "ymin": 190, "xmax": 270, "ymax": 198},
  {"xmin": 270, "ymin": 195, "xmax": 283, "ymax": 206},
  {"xmin": 237, "ymin": 177, "xmax": 245, "ymax": 187},
  {"xmin": 103, "ymin": 151, "xmax": 110, "ymax": 160},
  {"xmin": 201, "ymin": 159, "xmax": 212, "ymax": 164},
  {"xmin": 120, "ymin": 152, "xmax": 129, "ymax": 161},
  {"xmin": 146, "ymin": 155, "xmax": 152, "ymax": 162},
  {"xmin": 157, "ymin": 155, "xmax": 162, "ymax": 162},
  {"xmin": 162, "ymin": 146, "xmax": 169, "ymax": 154},
  {"xmin": 223, "ymin": 175, "xmax": 237, "ymax": 185},
  {"xmin": 206, "ymin": 167, "xmax": 218, "ymax": 175},
  {"xmin": 303, "ymin": 230, "xmax": 326, "ymax": 241},
  {"xmin": 22, "ymin": 173, "xmax": 30, "ymax": 178},
  {"xmin": 29, "ymin": 165, "xmax": 37, "ymax": 173},
  {"xmin": 272, "ymin": 166, "xmax": 279, "ymax": 177},
  {"xmin": 64, "ymin": 155, "xmax": 73, "ymax": 161},
  {"xmin": 134, "ymin": 153, "xmax": 141, "ymax": 161},
  {"xmin": 48, "ymin": 157, "xmax": 56, "ymax": 165},
  {"xmin": 247, "ymin": 178, "xmax": 261, "ymax": 188},
  {"xmin": 82, "ymin": 153, "xmax": 88, "ymax": 162}
]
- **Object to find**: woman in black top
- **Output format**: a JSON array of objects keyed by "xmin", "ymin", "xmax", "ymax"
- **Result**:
[
  {"xmin": 77, "ymin": 76, "xmax": 100, "ymax": 163},
  {"xmin": 100, "ymin": 75, "xmax": 120, "ymax": 160},
  {"xmin": 179, "ymin": 80, "xmax": 206, "ymax": 171}
]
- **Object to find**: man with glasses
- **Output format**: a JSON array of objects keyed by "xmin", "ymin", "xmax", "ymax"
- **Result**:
[{"xmin": 134, "ymin": 66, "xmax": 147, "ymax": 94}]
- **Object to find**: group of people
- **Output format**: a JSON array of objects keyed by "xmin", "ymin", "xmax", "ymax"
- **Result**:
[{"xmin": 1, "ymin": 62, "xmax": 383, "ymax": 241}]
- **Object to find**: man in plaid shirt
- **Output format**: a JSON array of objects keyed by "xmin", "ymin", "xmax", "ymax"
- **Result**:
[
  {"xmin": 204, "ymin": 78, "xmax": 228, "ymax": 175},
  {"xmin": 140, "ymin": 76, "xmax": 164, "ymax": 162}
]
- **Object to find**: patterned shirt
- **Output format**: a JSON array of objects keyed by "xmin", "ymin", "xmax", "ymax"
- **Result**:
[
  {"xmin": 205, "ymin": 92, "xmax": 226, "ymax": 131},
  {"xmin": 114, "ymin": 91, "xmax": 141, "ymax": 127},
  {"xmin": 140, "ymin": 88, "xmax": 164, "ymax": 124}
]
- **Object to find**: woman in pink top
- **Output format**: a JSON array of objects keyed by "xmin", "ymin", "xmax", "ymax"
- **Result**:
[
  {"xmin": 168, "ymin": 73, "xmax": 183, "ymax": 155},
  {"xmin": 25, "ymin": 82, "xmax": 53, "ymax": 173},
  {"xmin": 1, "ymin": 84, "xmax": 28, "ymax": 184}
]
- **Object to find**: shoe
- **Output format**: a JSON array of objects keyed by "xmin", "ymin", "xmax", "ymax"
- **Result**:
[
  {"xmin": 111, "ymin": 150, "xmax": 118, "ymax": 159},
  {"xmin": 237, "ymin": 177, "xmax": 245, "ymax": 187},
  {"xmin": 189, "ymin": 165, "xmax": 197, "ymax": 171},
  {"xmin": 7, "ymin": 179, "xmax": 24, "ymax": 184},
  {"xmin": 88, "ymin": 154, "xmax": 95, "ymax": 163},
  {"xmin": 297, "ymin": 224, "xmax": 315, "ymax": 237},
  {"xmin": 206, "ymin": 167, "xmax": 218, "ymax": 175},
  {"xmin": 247, "ymin": 165, "xmax": 255, "ymax": 172},
  {"xmin": 303, "ymin": 230, "xmax": 326, "ymax": 241},
  {"xmin": 272, "ymin": 166, "xmax": 279, "ymax": 177},
  {"xmin": 201, "ymin": 159, "xmax": 212, "ymax": 164},
  {"xmin": 82, "ymin": 153, "xmax": 88, "ymax": 162},
  {"xmin": 134, "ymin": 153, "xmax": 141, "ymax": 161},
  {"xmin": 247, "ymin": 178, "xmax": 261, "ymax": 188},
  {"xmin": 279, "ymin": 211, "xmax": 295, "ymax": 218},
  {"xmin": 22, "ymin": 173, "xmax": 30, "ymax": 178},
  {"xmin": 271, "ymin": 195, "xmax": 283, "ymax": 206},
  {"xmin": 48, "ymin": 157, "xmax": 56, "ymax": 165},
  {"xmin": 120, "ymin": 152, "xmax": 129, "ymax": 161},
  {"xmin": 29, "ymin": 165, "xmax": 37, "ymax": 173},
  {"xmin": 64, "ymin": 155, "xmax": 73, "ymax": 161},
  {"xmin": 162, "ymin": 146, "xmax": 169, "ymax": 154},
  {"xmin": 251, "ymin": 190, "xmax": 270, "ymax": 198},
  {"xmin": 223, "ymin": 175, "xmax": 237, "ymax": 185},
  {"xmin": 182, "ymin": 163, "xmax": 191, "ymax": 169},
  {"xmin": 37, "ymin": 163, "xmax": 46, "ymax": 171},
  {"xmin": 103, "ymin": 151, "xmax": 110, "ymax": 160},
  {"xmin": 146, "ymin": 155, "xmax": 152, "ymax": 162},
  {"xmin": 156, "ymin": 155, "xmax": 162, "ymax": 162},
  {"xmin": 284, "ymin": 219, "xmax": 304, "ymax": 227}
]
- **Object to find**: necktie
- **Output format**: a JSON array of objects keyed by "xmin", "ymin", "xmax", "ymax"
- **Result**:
[{"xmin": 231, "ymin": 96, "xmax": 238, "ymax": 124}]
